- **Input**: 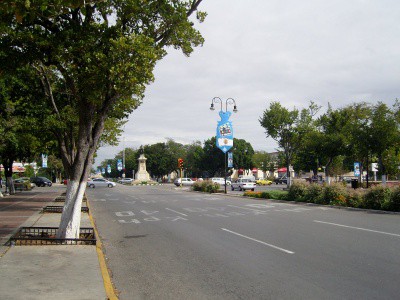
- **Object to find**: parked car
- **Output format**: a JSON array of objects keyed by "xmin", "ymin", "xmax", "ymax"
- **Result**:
[
  {"xmin": 274, "ymin": 175, "xmax": 288, "ymax": 184},
  {"xmin": 14, "ymin": 178, "xmax": 35, "ymax": 190},
  {"xmin": 256, "ymin": 179, "xmax": 272, "ymax": 185},
  {"xmin": 211, "ymin": 177, "xmax": 232, "ymax": 186},
  {"xmin": 30, "ymin": 177, "xmax": 52, "ymax": 187},
  {"xmin": 118, "ymin": 178, "xmax": 134, "ymax": 184},
  {"xmin": 87, "ymin": 178, "xmax": 116, "ymax": 188},
  {"xmin": 231, "ymin": 178, "xmax": 256, "ymax": 191},
  {"xmin": 174, "ymin": 178, "xmax": 195, "ymax": 186}
]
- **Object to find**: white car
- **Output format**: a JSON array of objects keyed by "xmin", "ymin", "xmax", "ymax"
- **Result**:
[
  {"xmin": 211, "ymin": 177, "xmax": 232, "ymax": 186},
  {"xmin": 174, "ymin": 178, "xmax": 194, "ymax": 186},
  {"xmin": 231, "ymin": 178, "xmax": 256, "ymax": 191},
  {"xmin": 87, "ymin": 178, "xmax": 116, "ymax": 188},
  {"xmin": 118, "ymin": 178, "xmax": 134, "ymax": 184}
]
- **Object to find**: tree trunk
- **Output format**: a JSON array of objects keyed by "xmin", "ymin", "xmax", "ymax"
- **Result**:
[
  {"xmin": 4, "ymin": 159, "xmax": 15, "ymax": 194},
  {"xmin": 325, "ymin": 157, "xmax": 333, "ymax": 185},
  {"xmin": 57, "ymin": 180, "xmax": 87, "ymax": 238}
]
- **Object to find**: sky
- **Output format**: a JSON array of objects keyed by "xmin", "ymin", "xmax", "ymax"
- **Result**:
[{"xmin": 94, "ymin": 0, "xmax": 400, "ymax": 167}]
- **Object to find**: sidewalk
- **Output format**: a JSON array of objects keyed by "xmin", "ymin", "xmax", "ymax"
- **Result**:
[{"xmin": 0, "ymin": 185, "xmax": 110, "ymax": 300}]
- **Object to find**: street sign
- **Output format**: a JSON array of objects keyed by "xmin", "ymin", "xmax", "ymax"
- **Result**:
[{"xmin": 216, "ymin": 111, "xmax": 234, "ymax": 153}]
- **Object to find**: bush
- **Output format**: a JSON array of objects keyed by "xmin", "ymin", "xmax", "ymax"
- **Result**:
[
  {"xmin": 287, "ymin": 181, "xmax": 308, "ymax": 201},
  {"xmin": 304, "ymin": 184, "xmax": 324, "ymax": 204},
  {"xmin": 382, "ymin": 186, "xmax": 400, "ymax": 212},
  {"xmin": 192, "ymin": 181, "xmax": 219, "ymax": 193},
  {"xmin": 323, "ymin": 183, "xmax": 348, "ymax": 206},
  {"xmin": 362, "ymin": 186, "xmax": 391, "ymax": 210},
  {"xmin": 347, "ymin": 189, "xmax": 364, "ymax": 208},
  {"xmin": 243, "ymin": 190, "xmax": 288, "ymax": 200}
]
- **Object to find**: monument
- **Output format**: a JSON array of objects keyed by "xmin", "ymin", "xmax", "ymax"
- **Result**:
[{"xmin": 134, "ymin": 152, "xmax": 151, "ymax": 182}]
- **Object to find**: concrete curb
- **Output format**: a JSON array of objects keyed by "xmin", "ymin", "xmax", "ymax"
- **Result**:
[{"xmin": 86, "ymin": 196, "xmax": 119, "ymax": 300}]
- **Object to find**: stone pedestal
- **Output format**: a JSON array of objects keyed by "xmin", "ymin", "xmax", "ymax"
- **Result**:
[{"xmin": 135, "ymin": 154, "xmax": 151, "ymax": 182}]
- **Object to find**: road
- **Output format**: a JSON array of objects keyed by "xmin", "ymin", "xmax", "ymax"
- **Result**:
[{"xmin": 87, "ymin": 184, "xmax": 400, "ymax": 299}]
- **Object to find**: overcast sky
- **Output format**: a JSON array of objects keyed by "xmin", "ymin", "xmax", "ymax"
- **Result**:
[{"xmin": 94, "ymin": 0, "xmax": 400, "ymax": 167}]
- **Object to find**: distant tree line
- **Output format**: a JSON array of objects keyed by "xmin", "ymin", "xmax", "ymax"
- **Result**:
[{"xmin": 260, "ymin": 101, "xmax": 400, "ymax": 184}]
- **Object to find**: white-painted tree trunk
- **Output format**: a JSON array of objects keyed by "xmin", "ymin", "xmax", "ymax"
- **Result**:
[
  {"xmin": 326, "ymin": 176, "xmax": 331, "ymax": 185},
  {"xmin": 57, "ymin": 180, "xmax": 87, "ymax": 239}
]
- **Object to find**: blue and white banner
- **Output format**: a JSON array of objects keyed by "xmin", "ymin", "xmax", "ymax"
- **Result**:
[
  {"xmin": 354, "ymin": 162, "xmax": 360, "ymax": 176},
  {"xmin": 107, "ymin": 164, "xmax": 111, "ymax": 173},
  {"xmin": 42, "ymin": 154, "xmax": 48, "ymax": 168},
  {"xmin": 117, "ymin": 159, "xmax": 123, "ymax": 171},
  {"xmin": 228, "ymin": 152, "xmax": 233, "ymax": 168},
  {"xmin": 101, "ymin": 168, "xmax": 105, "ymax": 175},
  {"xmin": 216, "ymin": 111, "xmax": 234, "ymax": 153}
]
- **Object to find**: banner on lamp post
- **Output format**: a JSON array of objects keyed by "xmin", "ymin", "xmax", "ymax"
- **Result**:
[
  {"xmin": 117, "ymin": 159, "xmax": 122, "ymax": 171},
  {"xmin": 354, "ymin": 162, "xmax": 360, "ymax": 176},
  {"xmin": 216, "ymin": 111, "xmax": 234, "ymax": 153},
  {"xmin": 42, "ymin": 154, "xmax": 48, "ymax": 168},
  {"xmin": 228, "ymin": 152, "xmax": 233, "ymax": 168},
  {"xmin": 107, "ymin": 164, "xmax": 111, "ymax": 174}
]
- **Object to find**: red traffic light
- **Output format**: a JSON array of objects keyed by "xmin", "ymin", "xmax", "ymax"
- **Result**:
[{"xmin": 178, "ymin": 158, "xmax": 184, "ymax": 168}]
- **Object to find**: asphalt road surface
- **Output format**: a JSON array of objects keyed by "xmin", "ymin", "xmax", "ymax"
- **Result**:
[{"xmin": 87, "ymin": 184, "xmax": 400, "ymax": 300}]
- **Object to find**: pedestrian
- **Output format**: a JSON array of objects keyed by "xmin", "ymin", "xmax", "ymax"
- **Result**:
[{"xmin": 0, "ymin": 176, "xmax": 2, "ymax": 189}]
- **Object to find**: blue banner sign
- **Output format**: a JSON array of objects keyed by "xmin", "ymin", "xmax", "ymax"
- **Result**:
[
  {"xmin": 117, "ymin": 159, "xmax": 122, "ymax": 171},
  {"xmin": 107, "ymin": 164, "xmax": 111, "ymax": 173},
  {"xmin": 354, "ymin": 162, "xmax": 360, "ymax": 176},
  {"xmin": 216, "ymin": 111, "xmax": 234, "ymax": 153},
  {"xmin": 101, "ymin": 168, "xmax": 105, "ymax": 174},
  {"xmin": 228, "ymin": 152, "xmax": 233, "ymax": 168},
  {"xmin": 42, "ymin": 154, "xmax": 48, "ymax": 168}
]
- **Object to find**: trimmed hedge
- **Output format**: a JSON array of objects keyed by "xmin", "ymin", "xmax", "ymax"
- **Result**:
[
  {"xmin": 243, "ymin": 181, "xmax": 400, "ymax": 212},
  {"xmin": 244, "ymin": 190, "xmax": 288, "ymax": 200},
  {"xmin": 192, "ymin": 181, "xmax": 220, "ymax": 193}
]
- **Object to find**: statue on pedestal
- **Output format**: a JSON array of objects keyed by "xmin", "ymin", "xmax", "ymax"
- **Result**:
[{"xmin": 134, "ymin": 147, "xmax": 152, "ymax": 183}]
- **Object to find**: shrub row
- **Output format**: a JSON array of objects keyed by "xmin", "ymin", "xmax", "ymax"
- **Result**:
[
  {"xmin": 192, "ymin": 181, "xmax": 220, "ymax": 193},
  {"xmin": 243, "ymin": 190, "xmax": 288, "ymax": 200},
  {"xmin": 245, "ymin": 182, "xmax": 400, "ymax": 212}
]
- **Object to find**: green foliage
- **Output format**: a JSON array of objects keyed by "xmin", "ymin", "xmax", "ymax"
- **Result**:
[
  {"xmin": 363, "ymin": 186, "xmax": 392, "ymax": 210},
  {"xmin": 347, "ymin": 189, "xmax": 364, "ymax": 208},
  {"xmin": 192, "ymin": 181, "xmax": 219, "ymax": 193},
  {"xmin": 287, "ymin": 181, "xmax": 308, "ymax": 201},
  {"xmin": 0, "ymin": 0, "xmax": 206, "ymax": 182},
  {"xmin": 304, "ymin": 183, "xmax": 324, "ymax": 204},
  {"xmin": 323, "ymin": 183, "xmax": 348, "ymax": 206},
  {"xmin": 382, "ymin": 187, "xmax": 400, "ymax": 212}
]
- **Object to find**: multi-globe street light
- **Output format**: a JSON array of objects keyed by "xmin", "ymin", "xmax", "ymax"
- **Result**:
[{"xmin": 209, "ymin": 97, "xmax": 238, "ymax": 194}]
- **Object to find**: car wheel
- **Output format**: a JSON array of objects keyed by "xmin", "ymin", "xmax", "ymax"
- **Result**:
[
  {"xmin": 89, "ymin": 184, "xmax": 95, "ymax": 188},
  {"xmin": 251, "ymin": 188, "xmax": 255, "ymax": 191},
  {"xmin": 48, "ymin": 183, "xmax": 52, "ymax": 187},
  {"xmin": 108, "ymin": 184, "xmax": 113, "ymax": 188},
  {"xmin": 239, "ymin": 187, "xmax": 242, "ymax": 191}
]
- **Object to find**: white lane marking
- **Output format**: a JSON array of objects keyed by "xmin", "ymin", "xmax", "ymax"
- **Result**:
[
  {"xmin": 227, "ymin": 205, "xmax": 269, "ymax": 212},
  {"xmin": 165, "ymin": 208, "xmax": 188, "ymax": 217},
  {"xmin": 221, "ymin": 228, "xmax": 295, "ymax": 254},
  {"xmin": 314, "ymin": 220, "xmax": 400, "ymax": 238}
]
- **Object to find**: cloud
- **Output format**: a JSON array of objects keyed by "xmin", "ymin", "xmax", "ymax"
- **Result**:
[{"xmin": 94, "ymin": 0, "xmax": 400, "ymax": 166}]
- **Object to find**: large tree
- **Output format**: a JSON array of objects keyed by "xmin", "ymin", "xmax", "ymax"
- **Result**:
[
  {"xmin": 0, "ymin": 0, "xmax": 205, "ymax": 238},
  {"xmin": 259, "ymin": 102, "xmax": 300, "ymax": 186}
]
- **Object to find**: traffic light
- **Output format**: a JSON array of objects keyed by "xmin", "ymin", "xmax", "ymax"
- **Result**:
[{"xmin": 178, "ymin": 158, "xmax": 184, "ymax": 169}]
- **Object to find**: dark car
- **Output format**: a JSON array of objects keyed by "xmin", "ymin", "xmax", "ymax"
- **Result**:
[{"xmin": 30, "ymin": 177, "xmax": 52, "ymax": 187}]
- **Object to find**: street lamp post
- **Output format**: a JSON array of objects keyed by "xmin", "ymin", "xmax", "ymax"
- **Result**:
[{"xmin": 210, "ymin": 97, "xmax": 238, "ymax": 194}]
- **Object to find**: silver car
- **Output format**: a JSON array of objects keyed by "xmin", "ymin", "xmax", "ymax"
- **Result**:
[{"xmin": 87, "ymin": 178, "xmax": 116, "ymax": 188}]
